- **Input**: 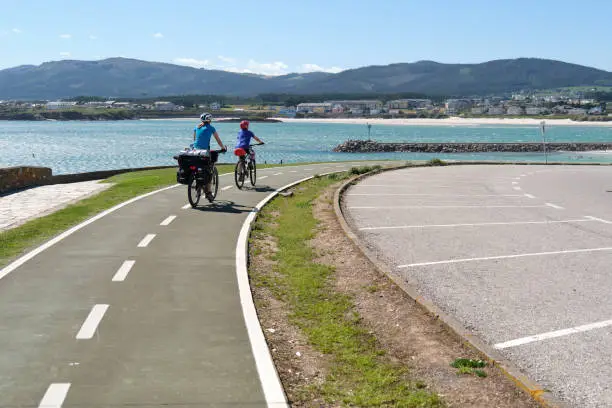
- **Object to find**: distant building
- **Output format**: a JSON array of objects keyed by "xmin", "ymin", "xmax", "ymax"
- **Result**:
[
  {"xmin": 487, "ymin": 106, "xmax": 505, "ymax": 115},
  {"xmin": 567, "ymin": 108, "xmax": 587, "ymax": 115},
  {"xmin": 471, "ymin": 106, "xmax": 486, "ymax": 115},
  {"xmin": 278, "ymin": 107, "xmax": 297, "ymax": 117},
  {"xmin": 296, "ymin": 103, "xmax": 332, "ymax": 114},
  {"xmin": 326, "ymin": 100, "xmax": 383, "ymax": 115},
  {"xmin": 445, "ymin": 99, "xmax": 472, "ymax": 115},
  {"xmin": 386, "ymin": 99, "xmax": 433, "ymax": 110},
  {"xmin": 525, "ymin": 107, "xmax": 547, "ymax": 115},
  {"xmin": 46, "ymin": 101, "xmax": 77, "ymax": 110},
  {"xmin": 506, "ymin": 106, "xmax": 525, "ymax": 115},
  {"xmin": 210, "ymin": 102, "xmax": 221, "ymax": 111}
]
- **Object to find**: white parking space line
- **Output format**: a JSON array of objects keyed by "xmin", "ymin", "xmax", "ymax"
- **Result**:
[
  {"xmin": 181, "ymin": 203, "xmax": 191, "ymax": 209},
  {"xmin": 112, "ymin": 260, "xmax": 135, "ymax": 282},
  {"xmin": 160, "ymin": 215, "xmax": 176, "ymax": 226},
  {"xmin": 521, "ymin": 174, "xmax": 527, "ymax": 177},
  {"xmin": 39, "ymin": 383, "xmax": 71, "ymax": 408},
  {"xmin": 137, "ymin": 234, "xmax": 156, "ymax": 247},
  {"xmin": 399, "ymin": 246, "xmax": 612, "ymax": 268},
  {"xmin": 304, "ymin": 168, "xmax": 313, "ymax": 171},
  {"xmin": 348, "ymin": 193, "xmax": 524, "ymax": 197},
  {"xmin": 359, "ymin": 218, "xmax": 595, "ymax": 231},
  {"xmin": 222, "ymin": 185, "xmax": 233, "ymax": 191},
  {"xmin": 512, "ymin": 181, "xmax": 519, "ymax": 185},
  {"xmin": 350, "ymin": 205, "xmax": 550, "ymax": 210},
  {"xmin": 259, "ymin": 176, "xmax": 268, "ymax": 180},
  {"xmin": 585, "ymin": 215, "xmax": 612, "ymax": 224},
  {"xmin": 524, "ymin": 193, "xmax": 535, "ymax": 199},
  {"xmin": 545, "ymin": 203, "xmax": 564, "ymax": 210},
  {"xmin": 76, "ymin": 304, "xmax": 109, "ymax": 339},
  {"xmin": 290, "ymin": 170, "xmax": 298, "ymax": 173},
  {"xmin": 494, "ymin": 318, "xmax": 612, "ymax": 350},
  {"xmin": 273, "ymin": 172, "xmax": 283, "ymax": 176},
  {"xmin": 513, "ymin": 186, "xmax": 522, "ymax": 191}
]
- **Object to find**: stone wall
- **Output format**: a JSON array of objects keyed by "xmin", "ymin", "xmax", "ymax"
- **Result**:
[
  {"xmin": 333, "ymin": 140, "xmax": 612, "ymax": 153},
  {"xmin": 0, "ymin": 166, "xmax": 52, "ymax": 194}
]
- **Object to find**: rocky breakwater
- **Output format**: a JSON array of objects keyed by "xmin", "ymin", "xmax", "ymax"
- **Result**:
[{"xmin": 333, "ymin": 139, "xmax": 612, "ymax": 153}]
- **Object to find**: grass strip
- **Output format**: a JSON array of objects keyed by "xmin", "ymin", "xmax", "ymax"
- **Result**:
[{"xmin": 250, "ymin": 171, "xmax": 443, "ymax": 407}]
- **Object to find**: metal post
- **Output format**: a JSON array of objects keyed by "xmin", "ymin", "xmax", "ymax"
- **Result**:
[
  {"xmin": 540, "ymin": 120, "xmax": 548, "ymax": 164},
  {"xmin": 367, "ymin": 123, "xmax": 372, "ymax": 141}
]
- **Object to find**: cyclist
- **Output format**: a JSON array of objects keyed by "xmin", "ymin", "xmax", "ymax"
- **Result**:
[
  {"xmin": 235, "ymin": 120, "xmax": 264, "ymax": 155},
  {"xmin": 193, "ymin": 112, "xmax": 226, "ymax": 200}
]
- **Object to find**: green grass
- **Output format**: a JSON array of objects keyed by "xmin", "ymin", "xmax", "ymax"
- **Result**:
[
  {"xmin": 451, "ymin": 358, "xmax": 487, "ymax": 378},
  {"xmin": 251, "ymin": 172, "xmax": 442, "ymax": 407}
]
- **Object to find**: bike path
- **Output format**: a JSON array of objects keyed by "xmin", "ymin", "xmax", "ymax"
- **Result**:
[{"xmin": 0, "ymin": 162, "xmax": 379, "ymax": 408}]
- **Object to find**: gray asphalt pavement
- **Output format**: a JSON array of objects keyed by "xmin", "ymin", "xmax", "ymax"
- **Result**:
[
  {"xmin": 0, "ymin": 161, "xmax": 382, "ymax": 408},
  {"xmin": 345, "ymin": 165, "xmax": 612, "ymax": 408}
]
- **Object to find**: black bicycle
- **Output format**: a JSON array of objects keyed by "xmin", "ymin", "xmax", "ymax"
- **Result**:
[
  {"xmin": 234, "ymin": 143, "xmax": 264, "ymax": 189},
  {"xmin": 174, "ymin": 148, "xmax": 226, "ymax": 207}
]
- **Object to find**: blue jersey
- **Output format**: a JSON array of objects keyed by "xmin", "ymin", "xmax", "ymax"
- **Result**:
[
  {"xmin": 194, "ymin": 124, "xmax": 216, "ymax": 150},
  {"xmin": 235, "ymin": 129, "xmax": 254, "ymax": 149}
]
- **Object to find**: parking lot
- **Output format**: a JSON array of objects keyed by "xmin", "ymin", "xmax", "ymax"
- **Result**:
[{"xmin": 344, "ymin": 165, "xmax": 612, "ymax": 408}]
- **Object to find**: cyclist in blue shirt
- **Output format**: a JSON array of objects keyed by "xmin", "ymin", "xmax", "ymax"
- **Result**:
[
  {"xmin": 235, "ymin": 120, "xmax": 264, "ymax": 152},
  {"xmin": 194, "ymin": 112, "xmax": 225, "ymax": 151},
  {"xmin": 193, "ymin": 112, "xmax": 226, "ymax": 200}
]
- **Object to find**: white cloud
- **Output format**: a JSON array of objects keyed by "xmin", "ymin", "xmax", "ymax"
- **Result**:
[
  {"xmin": 153, "ymin": 32, "xmax": 164, "ymax": 39},
  {"xmin": 59, "ymin": 34, "xmax": 72, "ymax": 39},
  {"xmin": 60, "ymin": 52, "xmax": 71, "ymax": 58},
  {"xmin": 12, "ymin": 28, "xmax": 22, "ymax": 34},
  {"xmin": 173, "ymin": 58, "xmax": 210, "ymax": 68},
  {"xmin": 89, "ymin": 35, "xmax": 98, "ymax": 40},
  {"xmin": 299, "ymin": 63, "xmax": 343, "ymax": 73},
  {"xmin": 246, "ymin": 60, "xmax": 289, "ymax": 76},
  {"xmin": 218, "ymin": 55, "xmax": 236, "ymax": 64}
]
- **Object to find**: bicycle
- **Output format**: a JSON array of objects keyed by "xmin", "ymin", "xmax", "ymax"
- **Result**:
[
  {"xmin": 174, "ymin": 147, "xmax": 226, "ymax": 207},
  {"xmin": 234, "ymin": 143, "xmax": 264, "ymax": 189}
]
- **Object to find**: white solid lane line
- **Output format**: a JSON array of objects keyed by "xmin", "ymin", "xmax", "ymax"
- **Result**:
[
  {"xmin": 76, "ymin": 304, "xmax": 109, "ymax": 339},
  {"xmin": 160, "ymin": 215, "xmax": 177, "ymax": 226},
  {"xmin": 259, "ymin": 176, "xmax": 268, "ymax": 179},
  {"xmin": 348, "ymin": 193, "xmax": 523, "ymax": 197},
  {"xmin": 494, "ymin": 318, "xmax": 612, "ymax": 349},
  {"xmin": 181, "ymin": 203, "xmax": 191, "ymax": 209},
  {"xmin": 222, "ymin": 185, "xmax": 233, "ymax": 191},
  {"xmin": 524, "ymin": 193, "xmax": 536, "ymax": 199},
  {"xmin": 137, "ymin": 234, "xmax": 156, "ymax": 247},
  {"xmin": 545, "ymin": 203, "xmax": 564, "ymax": 210},
  {"xmin": 39, "ymin": 383, "xmax": 71, "ymax": 408},
  {"xmin": 585, "ymin": 215, "xmax": 612, "ymax": 224},
  {"xmin": 112, "ymin": 260, "xmax": 135, "ymax": 282},
  {"xmin": 350, "ymin": 205, "xmax": 550, "ymax": 210},
  {"xmin": 399, "ymin": 247, "xmax": 612, "ymax": 268},
  {"xmin": 359, "ymin": 218, "xmax": 595, "ymax": 231}
]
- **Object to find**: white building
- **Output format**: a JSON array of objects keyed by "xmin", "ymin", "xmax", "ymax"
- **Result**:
[
  {"xmin": 506, "ymin": 106, "xmax": 525, "ymax": 115},
  {"xmin": 525, "ymin": 107, "xmax": 547, "ymax": 115},
  {"xmin": 445, "ymin": 99, "xmax": 472, "ymax": 115},
  {"xmin": 46, "ymin": 101, "xmax": 77, "ymax": 110},
  {"xmin": 471, "ymin": 106, "xmax": 486, "ymax": 115},
  {"xmin": 326, "ymin": 100, "xmax": 383, "ymax": 114},
  {"xmin": 154, "ymin": 101, "xmax": 177, "ymax": 111},
  {"xmin": 487, "ymin": 106, "xmax": 505, "ymax": 115},
  {"xmin": 386, "ymin": 99, "xmax": 433, "ymax": 110},
  {"xmin": 296, "ymin": 103, "xmax": 332, "ymax": 114}
]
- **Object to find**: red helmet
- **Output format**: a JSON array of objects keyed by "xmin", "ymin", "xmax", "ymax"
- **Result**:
[{"xmin": 240, "ymin": 120, "xmax": 249, "ymax": 129}]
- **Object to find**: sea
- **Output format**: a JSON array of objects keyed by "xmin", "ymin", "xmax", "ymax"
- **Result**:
[{"xmin": 1, "ymin": 119, "xmax": 612, "ymax": 174}]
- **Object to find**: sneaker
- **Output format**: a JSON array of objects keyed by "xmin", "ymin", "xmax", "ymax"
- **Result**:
[{"xmin": 205, "ymin": 192, "xmax": 214, "ymax": 201}]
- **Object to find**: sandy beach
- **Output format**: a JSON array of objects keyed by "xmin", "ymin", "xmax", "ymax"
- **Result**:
[{"xmin": 272, "ymin": 117, "xmax": 612, "ymax": 127}]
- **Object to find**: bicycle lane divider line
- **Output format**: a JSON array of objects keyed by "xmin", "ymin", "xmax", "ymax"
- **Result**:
[
  {"xmin": 222, "ymin": 186, "xmax": 233, "ymax": 191},
  {"xmin": 39, "ymin": 383, "xmax": 71, "ymax": 408},
  {"xmin": 494, "ymin": 318, "xmax": 612, "ymax": 349},
  {"xmin": 0, "ymin": 184, "xmax": 180, "ymax": 282},
  {"xmin": 112, "ymin": 260, "xmax": 135, "ymax": 282},
  {"xmin": 160, "ymin": 215, "xmax": 176, "ymax": 226},
  {"xmin": 76, "ymin": 304, "xmax": 109, "ymax": 339},
  {"xmin": 137, "ymin": 234, "xmax": 156, "ymax": 248}
]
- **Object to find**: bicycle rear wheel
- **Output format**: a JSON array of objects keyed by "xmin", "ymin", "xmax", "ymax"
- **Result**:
[
  {"xmin": 208, "ymin": 166, "xmax": 219, "ymax": 202},
  {"xmin": 188, "ymin": 176, "xmax": 201, "ymax": 207},
  {"xmin": 234, "ymin": 160, "xmax": 245, "ymax": 189},
  {"xmin": 249, "ymin": 159, "xmax": 257, "ymax": 186}
]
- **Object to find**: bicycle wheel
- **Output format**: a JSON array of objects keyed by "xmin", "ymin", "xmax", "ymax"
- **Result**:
[
  {"xmin": 208, "ymin": 166, "xmax": 219, "ymax": 202},
  {"xmin": 249, "ymin": 159, "xmax": 257, "ymax": 186},
  {"xmin": 188, "ymin": 176, "xmax": 201, "ymax": 207},
  {"xmin": 234, "ymin": 160, "xmax": 245, "ymax": 189}
]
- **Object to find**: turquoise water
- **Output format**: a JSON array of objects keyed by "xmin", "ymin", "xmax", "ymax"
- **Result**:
[{"xmin": 1, "ymin": 119, "xmax": 612, "ymax": 174}]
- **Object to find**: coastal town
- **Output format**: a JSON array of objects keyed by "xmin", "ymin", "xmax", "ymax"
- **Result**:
[{"xmin": 0, "ymin": 88, "xmax": 610, "ymax": 120}]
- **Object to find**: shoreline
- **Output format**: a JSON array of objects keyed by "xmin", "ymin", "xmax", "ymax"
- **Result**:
[{"xmin": 271, "ymin": 117, "xmax": 612, "ymax": 127}]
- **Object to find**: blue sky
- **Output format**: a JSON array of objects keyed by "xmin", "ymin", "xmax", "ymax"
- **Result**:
[{"xmin": 1, "ymin": 0, "xmax": 611, "ymax": 74}]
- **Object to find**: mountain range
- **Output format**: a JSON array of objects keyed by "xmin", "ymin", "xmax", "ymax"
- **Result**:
[{"xmin": 1, "ymin": 57, "xmax": 611, "ymax": 100}]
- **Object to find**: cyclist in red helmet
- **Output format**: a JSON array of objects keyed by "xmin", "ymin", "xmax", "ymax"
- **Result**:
[{"xmin": 235, "ymin": 120, "xmax": 264, "ymax": 154}]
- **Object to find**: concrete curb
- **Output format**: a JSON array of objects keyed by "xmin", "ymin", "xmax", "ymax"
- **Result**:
[{"xmin": 332, "ymin": 164, "xmax": 568, "ymax": 408}]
